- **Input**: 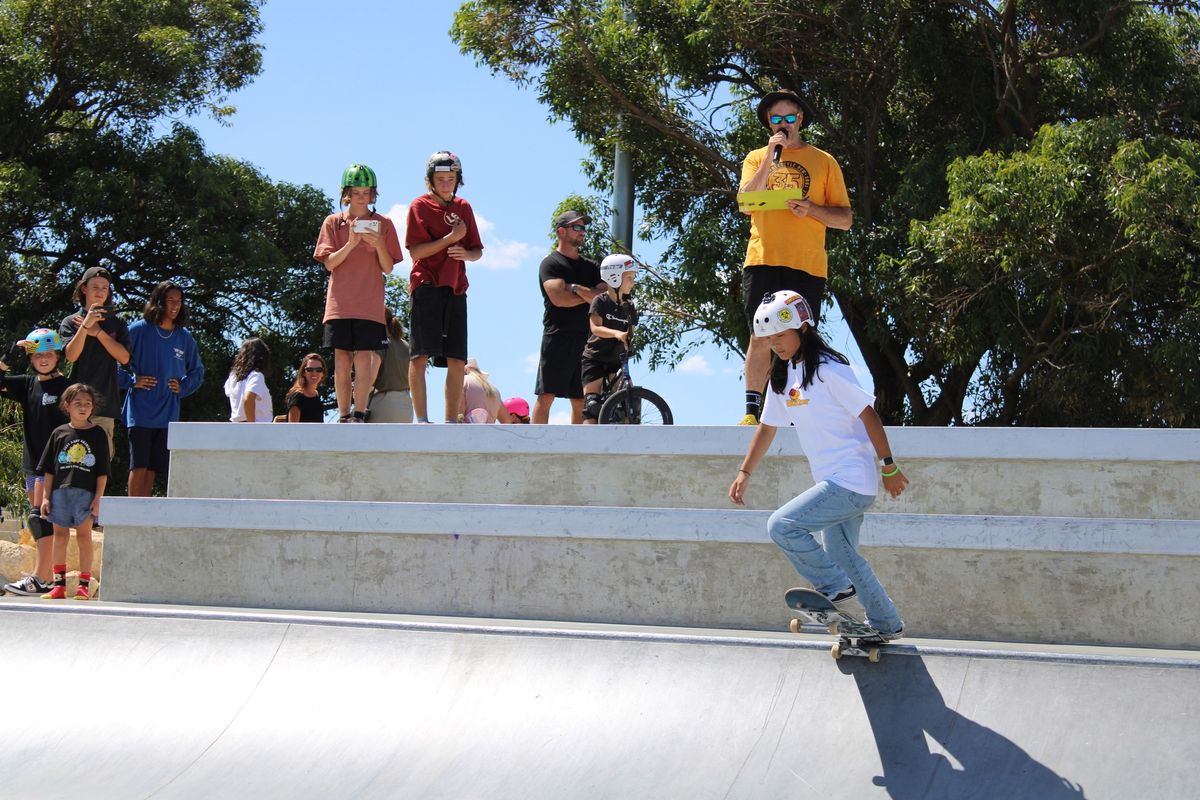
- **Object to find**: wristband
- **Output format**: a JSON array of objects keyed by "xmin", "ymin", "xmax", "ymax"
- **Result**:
[
  {"xmin": 738, "ymin": 468, "xmax": 751, "ymax": 476},
  {"xmin": 881, "ymin": 466, "xmax": 900, "ymax": 478}
]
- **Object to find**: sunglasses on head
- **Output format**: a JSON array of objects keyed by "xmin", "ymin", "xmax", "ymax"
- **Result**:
[{"xmin": 769, "ymin": 113, "xmax": 799, "ymax": 125}]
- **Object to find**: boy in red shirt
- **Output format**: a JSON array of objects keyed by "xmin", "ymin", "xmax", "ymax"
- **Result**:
[
  {"xmin": 404, "ymin": 151, "xmax": 483, "ymax": 422},
  {"xmin": 313, "ymin": 164, "xmax": 404, "ymax": 422}
]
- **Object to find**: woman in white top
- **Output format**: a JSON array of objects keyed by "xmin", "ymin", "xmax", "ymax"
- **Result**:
[
  {"xmin": 223, "ymin": 337, "xmax": 273, "ymax": 422},
  {"xmin": 729, "ymin": 291, "xmax": 909, "ymax": 641}
]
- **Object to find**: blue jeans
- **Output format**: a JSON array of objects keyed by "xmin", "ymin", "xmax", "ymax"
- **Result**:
[{"xmin": 768, "ymin": 481, "xmax": 903, "ymax": 633}]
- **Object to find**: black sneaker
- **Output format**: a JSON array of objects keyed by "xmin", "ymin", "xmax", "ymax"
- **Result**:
[
  {"xmin": 859, "ymin": 626, "xmax": 904, "ymax": 645},
  {"xmin": 3, "ymin": 574, "xmax": 53, "ymax": 597},
  {"xmin": 824, "ymin": 586, "xmax": 857, "ymax": 608}
]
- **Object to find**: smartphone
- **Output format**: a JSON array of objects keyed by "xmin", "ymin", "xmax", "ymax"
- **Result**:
[{"xmin": 352, "ymin": 218, "xmax": 380, "ymax": 234}]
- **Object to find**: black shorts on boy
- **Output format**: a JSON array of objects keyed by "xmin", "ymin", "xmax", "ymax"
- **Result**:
[
  {"xmin": 409, "ymin": 282, "xmax": 468, "ymax": 362},
  {"xmin": 323, "ymin": 318, "xmax": 389, "ymax": 352},
  {"xmin": 128, "ymin": 427, "xmax": 170, "ymax": 474}
]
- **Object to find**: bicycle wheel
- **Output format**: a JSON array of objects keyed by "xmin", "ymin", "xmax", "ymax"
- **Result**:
[{"xmin": 598, "ymin": 387, "xmax": 673, "ymax": 425}]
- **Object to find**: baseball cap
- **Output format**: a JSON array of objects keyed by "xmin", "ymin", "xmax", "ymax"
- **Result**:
[
  {"xmin": 81, "ymin": 266, "xmax": 112, "ymax": 283},
  {"xmin": 554, "ymin": 210, "xmax": 592, "ymax": 229}
]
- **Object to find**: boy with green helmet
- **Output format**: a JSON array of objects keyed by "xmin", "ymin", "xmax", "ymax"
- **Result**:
[{"xmin": 314, "ymin": 163, "xmax": 404, "ymax": 421}]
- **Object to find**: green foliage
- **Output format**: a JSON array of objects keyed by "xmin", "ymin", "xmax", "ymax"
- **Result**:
[
  {"xmin": 453, "ymin": 0, "xmax": 1200, "ymax": 425},
  {"xmin": 0, "ymin": 0, "xmax": 336, "ymax": 469}
]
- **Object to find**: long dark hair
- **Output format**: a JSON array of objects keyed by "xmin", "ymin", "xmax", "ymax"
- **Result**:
[
  {"xmin": 230, "ymin": 337, "xmax": 271, "ymax": 381},
  {"xmin": 286, "ymin": 352, "xmax": 325, "ymax": 404},
  {"xmin": 769, "ymin": 325, "xmax": 849, "ymax": 394},
  {"xmin": 143, "ymin": 280, "xmax": 190, "ymax": 327}
]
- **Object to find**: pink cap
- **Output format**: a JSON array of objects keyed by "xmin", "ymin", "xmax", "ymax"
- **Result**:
[{"xmin": 504, "ymin": 397, "xmax": 530, "ymax": 417}]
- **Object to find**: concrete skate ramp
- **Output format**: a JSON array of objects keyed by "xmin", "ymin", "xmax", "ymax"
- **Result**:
[{"xmin": 2, "ymin": 605, "xmax": 1196, "ymax": 799}]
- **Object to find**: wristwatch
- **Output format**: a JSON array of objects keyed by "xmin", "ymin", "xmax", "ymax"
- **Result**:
[{"xmin": 881, "ymin": 456, "xmax": 895, "ymax": 467}]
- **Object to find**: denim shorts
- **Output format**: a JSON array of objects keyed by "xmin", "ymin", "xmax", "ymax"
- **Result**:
[
  {"xmin": 23, "ymin": 473, "xmax": 44, "ymax": 493},
  {"xmin": 47, "ymin": 486, "xmax": 96, "ymax": 528}
]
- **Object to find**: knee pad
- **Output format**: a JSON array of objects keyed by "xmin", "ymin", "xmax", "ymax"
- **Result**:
[{"xmin": 583, "ymin": 393, "xmax": 602, "ymax": 421}]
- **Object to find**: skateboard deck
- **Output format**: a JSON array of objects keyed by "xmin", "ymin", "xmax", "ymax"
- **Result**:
[{"xmin": 785, "ymin": 587, "xmax": 886, "ymax": 662}]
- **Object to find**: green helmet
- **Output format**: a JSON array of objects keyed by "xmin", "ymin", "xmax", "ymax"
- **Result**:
[{"xmin": 341, "ymin": 163, "xmax": 378, "ymax": 189}]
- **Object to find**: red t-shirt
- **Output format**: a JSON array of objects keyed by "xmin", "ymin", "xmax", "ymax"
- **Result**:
[
  {"xmin": 313, "ymin": 210, "xmax": 403, "ymax": 324},
  {"xmin": 405, "ymin": 194, "xmax": 483, "ymax": 295}
]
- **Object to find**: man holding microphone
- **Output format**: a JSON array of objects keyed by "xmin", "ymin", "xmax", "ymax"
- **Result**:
[{"xmin": 737, "ymin": 90, "xmax": 853, "ymax": 425}]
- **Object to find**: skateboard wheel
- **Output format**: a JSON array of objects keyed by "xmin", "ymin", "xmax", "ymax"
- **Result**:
[
  {"xmin": 827, "ymin": 622, "xmax": 839, "ymax": 636},
  {"xmin": 789, "ymin": 618, "xmax": 801, "ymax": 634},
  {"xmin": 831, "ymin": 643, "xmax": 842, "ymax": 660},
  {"xmin": 868, "ymin": 648, "xmax": 880, "ymax": 663}
]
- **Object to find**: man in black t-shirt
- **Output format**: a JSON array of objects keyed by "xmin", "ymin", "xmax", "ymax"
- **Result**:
[{"xmin": 533, "ymin": 210, "xmax": 607, "ymax": 424}]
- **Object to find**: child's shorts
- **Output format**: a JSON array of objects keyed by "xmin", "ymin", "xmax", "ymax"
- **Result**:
[
  {"xmin": 48, "ymin": 487, "xmax": 96, "ymax": 528},
  {"xmin": 23, "ymin": 473, "xmax": 44, "ymax": 493}
]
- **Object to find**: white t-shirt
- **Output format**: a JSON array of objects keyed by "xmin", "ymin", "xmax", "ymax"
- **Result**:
[
  {"xmin": 760, "ymin": 357, "xmax": 878, "ymax": 496},
  {"xmin": 223, "ymin": 370, "xmax": 273, "ymax": 422}
]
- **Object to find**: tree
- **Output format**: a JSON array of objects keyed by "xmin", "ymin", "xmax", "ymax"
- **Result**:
[
  {"xmin": 452, "ymin": 0, "xmax": 1200, "ymax": 424},
  {"xmin": 0, "ymin": 1, "xmax": 335, "ymax": 492}
]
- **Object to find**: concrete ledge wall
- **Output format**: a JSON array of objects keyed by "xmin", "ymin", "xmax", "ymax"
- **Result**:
[
  {"xmin": 166, "ymin": 423, "xmax": 1200, "ymax": 519},
  {"xmin": 101, "ymin": 497, "xmax": 1200, "ymax": 648}
]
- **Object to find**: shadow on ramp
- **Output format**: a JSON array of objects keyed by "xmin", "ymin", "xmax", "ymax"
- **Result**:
[{"xmin": 850, "ymin": 654, "xmax": 1085, "ymax": 799}]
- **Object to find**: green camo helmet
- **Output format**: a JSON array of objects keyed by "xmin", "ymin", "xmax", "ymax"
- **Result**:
[{"xmin": 341, "ymin": 163, "xmax": 378, "ymax": 189}]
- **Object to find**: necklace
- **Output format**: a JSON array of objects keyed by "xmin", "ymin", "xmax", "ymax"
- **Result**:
[{"xmin": 155, "ymin": 324, "xmax": 176, "ymax": 340}]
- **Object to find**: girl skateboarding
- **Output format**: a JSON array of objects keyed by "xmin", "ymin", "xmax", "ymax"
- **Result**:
[{"xmin": 729, "ymin": 291, "xmax": 908, "ymax": 641}]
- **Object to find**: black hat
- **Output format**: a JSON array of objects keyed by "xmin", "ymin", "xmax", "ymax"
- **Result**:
[
  {"xmin": 554, "ymin": 210, "xmax": 592, "ymax": 229},
  {"xmin": 756, "ymin": 90, "xmax": 812, "ymax": 130}
]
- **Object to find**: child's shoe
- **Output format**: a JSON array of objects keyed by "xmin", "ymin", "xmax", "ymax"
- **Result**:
[
  {"xmin": 3, "ymin": 574, "xmax": 53, "ymax": 597},
  {"xmin": 41, "ymin": 585, "xmax": 66, "ymax": 600},
  {"xmin": 72, "ymin": 584, "xmax": 90, "ymax": 601}
]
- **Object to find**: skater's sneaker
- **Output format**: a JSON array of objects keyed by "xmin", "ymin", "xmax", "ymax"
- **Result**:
[
  {"xmin": 860, "ymin": 625, "xmax": 904, "ymax": 645},
  {"xmin": 824, "ymin": 586, "xmax": 857, "ymax": 608},
  {"xmin": 737, "ymin": 414, "xmax": 759, "ymax": 426},
  {"xmin": 72, "ymin": 584, "xmax": 90, "ymax": 601},
  {"xmin": 3, "ymin": 574, "xmax": 52, "ymax": 597},
  {"xmin": 41, "ymin": 585, "xmax": 66, "ymax": 600}
]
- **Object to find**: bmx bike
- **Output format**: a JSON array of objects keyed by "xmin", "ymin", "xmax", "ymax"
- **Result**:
[{"xmin": 597, "ymin": 350, "xmax": 673, "ymax": 425}]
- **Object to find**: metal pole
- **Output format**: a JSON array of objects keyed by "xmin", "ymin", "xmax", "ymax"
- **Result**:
[{"xmin": 611, "ymin": 114, "xmax": 635, "ymax": 253}]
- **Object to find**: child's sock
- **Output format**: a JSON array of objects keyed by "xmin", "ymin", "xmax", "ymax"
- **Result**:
[
  {"xmin": 745, "ymin": 391, "xmax": 763, "ymax": 420},
  {"xmin": 42, "ymin": 564, "xmax": 67, "ymax": 600},
  {"xmin": 74, "ymin": 572, "xmax": 91, "ymax": 600}
]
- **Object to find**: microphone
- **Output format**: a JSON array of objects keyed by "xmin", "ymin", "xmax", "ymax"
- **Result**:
[{"xmin": 772, "ymin": 128, "xmax": 788, "ymax": 163}]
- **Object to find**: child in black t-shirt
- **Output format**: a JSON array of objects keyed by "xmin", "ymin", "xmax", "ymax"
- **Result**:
[
  {"xmin": 37, "ymin": 384, "xmax": 110, "ymax": 600},
  {"xmin": 581, "ymin": 254, "xmax": 640, "ymax": 424},
  {"xmin": 0, "ymin": 329, "xmax": 71, "ymax": 597}
]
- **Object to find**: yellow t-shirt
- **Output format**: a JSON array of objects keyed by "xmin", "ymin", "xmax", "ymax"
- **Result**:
[{"xmin": 741, "ymin": 143, "xmax": 850, "ymax": 279}]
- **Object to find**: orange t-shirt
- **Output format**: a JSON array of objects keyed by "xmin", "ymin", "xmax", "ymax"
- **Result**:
[
  {"xmin": 313, "ymin": 211, "xmax": 403, "ymax": 324},
  {"xmin": 741, "ymin": 143, "xmax": 850, "ymax": 279}
]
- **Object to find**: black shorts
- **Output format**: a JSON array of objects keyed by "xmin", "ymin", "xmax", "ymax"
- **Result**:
[
  {"xmin": 410, "ymin": 283, "xmax": 468, "ymax": 362},
  {"xmin": 128, "ymin": 426, "xmax": 170, "ymax": 474},
  {"xmin": 742, "ymin": 265, "xmax": 825, "ymax": 327},
  {"xmin": 581, "ymin": 356, "xmax": 620, "ymax": 387},
  {"xmin": 535, "ymin": 331, "xmax": 588, "ymax": 399},
  {"xmin": 323, "ymin": 318, "xmax": 389, "ymax": 352}
]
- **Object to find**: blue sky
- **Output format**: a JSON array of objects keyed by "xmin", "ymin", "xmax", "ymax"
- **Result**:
[{"xmin": 184, "ymin": 1, "xmax": 868, "ymax": 424}]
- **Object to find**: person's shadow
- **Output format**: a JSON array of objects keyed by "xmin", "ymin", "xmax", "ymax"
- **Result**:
[{"xmin": 848, "ymin": 653, "xmax": 1086, "ymax": 799}]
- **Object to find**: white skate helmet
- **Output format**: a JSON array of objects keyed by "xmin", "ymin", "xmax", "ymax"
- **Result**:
[
  {"xmin": 752, "ymin": 291, "xmax": 813, "ymax": 337},
  {"xmin": 599, "ymin": 253, "xmax": 638, "ymax": 288}
]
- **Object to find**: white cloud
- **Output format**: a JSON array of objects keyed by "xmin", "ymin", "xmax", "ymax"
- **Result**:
[
  {"xmin": 474, "ymin": 213, "xmax": 538, "ymax": 271},
  {"xmin": 384, "ymin": 203, "xmax": 408, "ymax": 245},
  {"xmin": 549, "ymin": 410, "xmax": 573, "ymax": 425},
  {"xmin": 524, "ymin": 352, "xmax": 540, "ymax": 374},
  {"xmin": 678, "ymin": 355, "xmax": 715, "ymax": 375}
]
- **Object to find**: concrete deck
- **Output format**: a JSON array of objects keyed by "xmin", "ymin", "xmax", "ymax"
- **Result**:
[{"xmin": 1, "ymin": 603, "xmax": 1195, "ymax": 799}]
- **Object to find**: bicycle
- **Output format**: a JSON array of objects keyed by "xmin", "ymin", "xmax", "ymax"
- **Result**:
[{"xmin": 597, "ymin": 350, "xmax": 673, "ymax": 425}]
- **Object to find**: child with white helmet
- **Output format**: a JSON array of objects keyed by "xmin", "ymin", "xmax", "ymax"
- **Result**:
[
  {"xmin": 729, "ymin": 291, "xmax": 909, "ymax": 642},
  {"xmin": 0, "ymin": 329, "xmax": 72, "ymax": 596},
  {"xmin": 581, "ymin": 254, "xmax": 640, "ymax": 424}
]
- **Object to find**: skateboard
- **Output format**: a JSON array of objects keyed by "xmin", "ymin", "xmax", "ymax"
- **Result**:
[{"xmin": 785, "ymin": 587, "xmax": 886, "ymax": 662}]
